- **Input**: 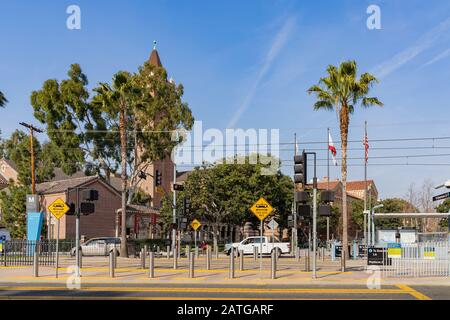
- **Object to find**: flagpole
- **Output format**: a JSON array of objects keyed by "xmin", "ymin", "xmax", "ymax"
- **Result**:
[
  {"xmin": 326, "ymin": 128, "xmax": 330, "ymax": 246},
  {"xmin": 364, "ymin": 121, "xmax": 368, "ymax": 247}
]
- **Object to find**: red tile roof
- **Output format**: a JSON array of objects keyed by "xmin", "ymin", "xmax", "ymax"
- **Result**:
[{"xmin": 346, "ymin": 180, "xmax": 375, "ymax": 191}]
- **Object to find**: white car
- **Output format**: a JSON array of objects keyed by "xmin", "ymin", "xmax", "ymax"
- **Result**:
[
  {"xmin": 224, "ymin": 236, "xmax": 290, "ymax": 257},
  {"xmin": 71, "ymin": 237, "xmax": 121, "ymax": 256}
]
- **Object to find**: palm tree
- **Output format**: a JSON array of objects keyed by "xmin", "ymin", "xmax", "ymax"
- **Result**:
[
  {"xmin": 0, "ymin": 91, "xmax": 7, "ymax": 107},
  {"xmin": 307, "ymin": 60, "xmax": 383, "ymax": 268},
  {"xmin": 93, "ymin": 71, "xmax": 140, "ymax": 257}
]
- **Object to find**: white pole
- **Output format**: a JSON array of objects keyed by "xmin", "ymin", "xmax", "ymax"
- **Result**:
[
  {"xmin": 260, "ymin": 220, "xmax": 263, "ymax": 275},
  {"xmin": 55, "ymin": 219, "xmax": 60, "ymax": 278}
]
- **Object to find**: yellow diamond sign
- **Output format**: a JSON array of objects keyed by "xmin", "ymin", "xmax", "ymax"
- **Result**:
[
  {"xmin": 48, "ymin": 198, "xmax": 70, "ymax": 220},
  {"xmin": 190, "ymin": 219, "xmax": 202, "ymax": 231},
  {"xmin": 250, "ymin": 197, "xmax": 273, "ymax": 221}
]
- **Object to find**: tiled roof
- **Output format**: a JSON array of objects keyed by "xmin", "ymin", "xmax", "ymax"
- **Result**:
[
  {"xmin": 346, "ymin": 180, "xmax": 375, "ymax": 191},
  {"xmin": 37, "ymin": 176, "xmax": 100, "ymax": 195},
  {"xmin": 316, "ymin": 180, "xmax": 341, "ymax": 191},
  {"xmin": 176, "ymin": 171, "xmax": 191, "ymax": 183}
]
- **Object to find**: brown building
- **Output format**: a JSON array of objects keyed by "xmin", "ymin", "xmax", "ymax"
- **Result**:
[{"xmin": 0, "ymin": 159, "xmax": 18, "ymax": 190}]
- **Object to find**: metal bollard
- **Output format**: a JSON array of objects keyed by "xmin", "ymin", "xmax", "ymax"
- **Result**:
[
  {"xmin": 189, "ymin": 252, "xmax": 195, "ymax": 278},
  {"xmin": 239, "ymin": 250, "xmax": 244, "ymax": 271},
  {"xmin": 186, "ymin": 245, "xmax": 190, "ymax": 258},
  {"xmin": 149, "ymin": 251, "xmax": 155, "ymax": 278},
  {"xmin": 341, "ymin": 252, "xmax": 346, "ymax": 272},
  {"xmin": 173, "ymin": 247, "xmax": 178, "ymax": 270},
  {"xmin": 322, "ymin": 247, "xmax": 325, "ymax": 262},
  {"xmin": 305, "ymin": 249, "xmax": 310, "ymax": 272},
  {"xmin": 157, "ymin": 246, "xmax": 160, "ymax": 254},
  {"xmin": 167, "ymin": 245, "xmax": 170, "ymax": 259},
  {"xmin": 109, "ymin": 251, "xmax": 115, "ymax": 278},
  {"xmin": 206, "ymin": 246, "xmax": 211, "ymax": 270},
  {"xmin": 79, "ymin": 251, "xmax": 83, "ymax": 269},
  {"xmin": 195, "ymin": 246, "xmax": 199, "ymax": 259},
  {"xmin": 295, "ymin": 247, "xmax": 300, "ymax": 262},
  {"xmin": 229, "ymin": 247, "xmax": 235, "ymax": 279},
  {"xmin": 140, "ymin": 248, "xmax": 145, "ymax": 269},
  {"xmin": 33, "ymin": 251, "xmax": 39, "ymax": 277},
  {"xmin": 253, "ymin": 246, "xmax": 258, "ymax": 261},
  {"xmin": 271, "ymin": 250, "xmax": 277, "ymax": 279}
]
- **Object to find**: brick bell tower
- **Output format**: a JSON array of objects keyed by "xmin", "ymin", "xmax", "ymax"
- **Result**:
[{"xmin": 136, "ymin": 41, "xmax": 175, "ymax": 209}]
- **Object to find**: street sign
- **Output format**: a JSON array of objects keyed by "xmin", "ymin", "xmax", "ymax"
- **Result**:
[
  {"xmin": 367, "ymin": 247, "xmax": 390, "ymax": 266},
  {"xmin": 267, "ymin": 219, "xmax": 278, "ymax": 230},
  {"xmin": 250, "ymin": 197, "xmax": 273, "ymax": 221},
  {"xmin": 190, "ymin": 219, "xmax": 202, "ymax": 231},
  {"xmin": 156, "ymin": 186, "xmax": 164, "ymax": 194},
  {"xmin": 432, "ymin": 192, "xmax": 450, "ymax": 202},
  {"xmin": 48, "ymin": 198, "xmax": 70, "ymax": 220},
  {"xmin": 26, "ymin": 194, "xmax": 40, "ymax": 213}
]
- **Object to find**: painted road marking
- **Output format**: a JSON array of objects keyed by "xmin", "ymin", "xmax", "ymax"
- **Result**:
[{"xmin": 396, "ymin": 284, "xmax": 432, "ymax": 300}]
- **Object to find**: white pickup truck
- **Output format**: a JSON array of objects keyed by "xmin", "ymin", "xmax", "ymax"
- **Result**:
[{"xmin": 224, "ymin": 236, "xmax": 290, "ymax": 257}]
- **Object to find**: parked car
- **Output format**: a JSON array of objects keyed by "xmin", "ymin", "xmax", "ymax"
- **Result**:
[
  {"xmin": 70, "ymin": 237, "xmax": 120, "ymax": 257},
  {"xmin": 224, "ymin": 236, "xmax": 290, "ymax": 257}
]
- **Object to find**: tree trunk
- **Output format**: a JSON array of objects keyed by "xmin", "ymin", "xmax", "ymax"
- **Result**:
[
  {"xmin": 340, "ymin": 107, "xmax": 349, "ymax": 267},
  {"xmin": 119, "ymin": 104, "xmax": 128, "ymax": 257},
  {"xmin": 213, "ymin": 223, "xmax": 219, "ymax": 256}
]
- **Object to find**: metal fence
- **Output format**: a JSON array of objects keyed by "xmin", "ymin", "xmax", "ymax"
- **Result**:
[
  {"xmin": 382, "ymin": 241, "xmax": 450, "ymax": 278},
  {"xmin": 0, "ymin": 240, "xmax": 75, "ymax": 266}
]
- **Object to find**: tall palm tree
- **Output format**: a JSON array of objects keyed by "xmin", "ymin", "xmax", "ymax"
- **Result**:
[
  {"xmin": 93, "ymin": 71, "xmax": 140, "ymax": 257},
  {"xmin": 307, "ymin": 60, "xmax": 383, "ymax": 268},
  {"xmin": 0, "ymin": 91, "xmax": 7, "ymax": 107}
]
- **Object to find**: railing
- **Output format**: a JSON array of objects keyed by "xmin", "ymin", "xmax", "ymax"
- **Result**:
[
  {"xmin": 0, "ymin": 240, "xmax": 75, "ymax": 266},
  {"xmin": 382, "ymin": 241, "xmax": 450, "ymax": 278}
]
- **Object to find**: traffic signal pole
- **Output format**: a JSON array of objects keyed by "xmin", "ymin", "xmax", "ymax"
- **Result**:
[
  {"xmin": 172, "ymin": 142, "xmax": 178, "ymax": 268},
  {"xmin": 305, "ymin": 152, "xmax": 318, "ymax": 280}
]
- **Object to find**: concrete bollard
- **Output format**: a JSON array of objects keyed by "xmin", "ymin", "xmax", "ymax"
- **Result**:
[
  {"xmin": 167, "ymin": 245, "xmax": 170, "ymax": 259},
  {"xmin": 295, "ymin": 247, "xmax": 300, "ymax": 262},
  {"xmin": 140, "ymin": 248, "xmax": 145, "ymax": 269},
  {"xmin": 253, "ymin": 246, "xmax": 258, "ymax": 261},
  {"xmin": 79, "ymin": 250, "xmax": 83, "ymax": 269},
  {"xmin": 305, "ymin": 249, "xmax": 310, "ymax": 272},
  {"xmin": 189, "ymin": 252, "xmax": 195, "ymax": 278},
  {"xmin": 186, "ymin": 245, "xmax": 190, "ymax": 258},
  {"xmin": 157, "ymin": 246, "xmax": 160, "ymax": 254},
  {"xmin": 341, "ymin": 252, "xmax": 346, "ymax": 272},
  {"xmin": 173, "ymin": 247, "xmax": 178, "ymax": 270},
  {"xmin": 322, "ymin": 247, "xmax": 325, "ymax": 262},
  {"xmin": 229, "ymin": 247, "xmax": 235, "ymax": 279},
  {"xmin": 271, "ymin": 250, "xmax": 277, "ymax": 279},
  {"xmin": 109, "ymin": 251, "xmax": 115, "ymax": 278},
  {"xmin": 149, "ymin": 251, "xmax": 155, "ymax": 278},
  {"xmin": 206, "ymin": 246, "xmax": 211, "ymax": 270},
  {"xmin": 33, "ymin": 251, "xmax": 39, "ymax": 277},
  {"xmin": 195, "ymin": 246, "xmax": 199, "ymax": 259},
  {"xmin": 239, "ymin": 250, "xmax": 244, "ymax": 271}
]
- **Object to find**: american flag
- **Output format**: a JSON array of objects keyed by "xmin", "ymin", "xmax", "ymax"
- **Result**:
[{"xmin": 363, "ymin": 130, "xmax": 369, "ymax": 163}]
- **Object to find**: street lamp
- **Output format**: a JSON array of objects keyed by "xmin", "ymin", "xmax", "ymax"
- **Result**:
[{"xmin": 370, "ymin": 204, "xmax": 384, "ymax": 246}]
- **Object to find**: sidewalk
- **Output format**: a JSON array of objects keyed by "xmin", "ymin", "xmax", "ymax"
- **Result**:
[{"xmin": 1, "ymin": 255, "xmax": 448, "ymax": 286}]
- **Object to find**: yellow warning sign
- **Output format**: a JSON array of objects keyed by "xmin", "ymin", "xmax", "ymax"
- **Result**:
[
  {"xmin": 48, "ymin": 198, "xmax": 70, "ymax": 220},
  {"xmin": 190, "ymin": 219, "xmax": 202, "ymax": 231},
  {"xmin": 250, "ymin": 197, "xmax": 273, "ymax": 221}
]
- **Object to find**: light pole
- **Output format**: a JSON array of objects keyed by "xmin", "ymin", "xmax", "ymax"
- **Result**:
[{"xmin": 371, "ymin": 204, "xmax": 383, "ymax": 246}]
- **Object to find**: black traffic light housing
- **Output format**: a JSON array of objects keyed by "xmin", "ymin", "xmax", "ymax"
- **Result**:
[
  {"xmin": 66, "ymin": 202, "xmax": 76, "ymax": 216},
  {"xmin": 183, "ymin": 197, "xmax": 191, "ymax": 215},
  {"xmin": 155, "ymin": 170, "xmax": 162, "ymax": 187},
  {"xmin": 173, "ymin": 184, "xmax": 184, "ymax": 191},
  {"xmin": 81, "ymin": 189, "xmax": 99, "ymax": 202},
  {"xmin": 318, "ymin": 204, "xmax": 332, "ymax": 217},
  {"xmin": 294, "ymin": 151, "xmax": 307, "ymax": 185},
  {"xmin": 297, "ymin": 204, "xmax": 312, "ymax": 218},
  {"xmin": 80, "ymin": 202, "xmax": 95, "ymax": 215}
]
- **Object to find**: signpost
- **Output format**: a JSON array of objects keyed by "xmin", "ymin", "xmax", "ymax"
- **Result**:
[
  {"xmin": 48, "ymin": 198, "xmax": 70, "ymax": 278},
  {"xmin": 267, "ymin": 219, "xmax": 279, "ymax": 246},
  {"xmin": 190, "ymin": 219, "xmax": 202, "ymax": 250},
  {"xmin": 250, "ymin": 197, "xmax": 274, "ymax": 274}
]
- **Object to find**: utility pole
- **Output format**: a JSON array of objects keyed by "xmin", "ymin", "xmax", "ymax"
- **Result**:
[
  {"xmin": 292, "ymin": 133, "xmax": 298, "ymax": 255},
  {"xmin": 19, "ymin": 122, "xmax": 43, "ymax": 194}
]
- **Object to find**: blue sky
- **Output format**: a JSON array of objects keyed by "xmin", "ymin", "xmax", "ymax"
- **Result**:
[{"xmin": 1, "ymin": 0, "xmax": 450, "ymax": 199}]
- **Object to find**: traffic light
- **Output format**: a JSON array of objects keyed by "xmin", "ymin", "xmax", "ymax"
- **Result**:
[
  {"xmin": 80, "ymin": 202, "xmax": 95, "ymax": 215},
  {"xmin": 294, "ymin": 151, "xmax": 307, "ymax": 185},
  {"xmin": 320, "ymin": 190, "xmax": 335, "ymax": 203},
  {"xmin": 66, "ymin": 202, "xmax": 76, "ymax": 216},
  {"xmin": 81, "ymin": 189, "xmax": 99, "ymax": 201},
  {"xmin": 155, "ymin": 170, "xmax": 162, "ymax": 187},
  {"xmin": 318, "ymin": 204, "xmax": 332, "ymax": 217},
  {"xmin": 183, "ymin": 197, "xmax": 191, "ymax": 215},
  {"xmin": 173, "ymin": 184, "xmax": 184, "ymax": 191},
  {"xmin": 297, "ymin": 204, "xmax": 311, "ymax": 217}
]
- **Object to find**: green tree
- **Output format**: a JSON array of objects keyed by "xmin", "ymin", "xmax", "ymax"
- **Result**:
[
  {"xmin": 436, "ymin": 199, "xmax": 450, "ymax": 230},
  {"xmin": 2, "ymin": 130, "xmax": 57, "ymax": 184},
  {"xmin": 307, "ymin": 60, "xmax": 383, "ymax": 263},
  {"xmin": 375, "ymin": 198, "xmax": 414, "ymax": 229},
  {"xmin": 0, "ymin": 184, "xmax": 30, "ymax": 238},
  {"xmin": 0, "ymin": 91, "xmax": 7, "ymax": 107},
  {"xmin": 161, "ymin": 155, "xmax": 293, "ymax": 252}
]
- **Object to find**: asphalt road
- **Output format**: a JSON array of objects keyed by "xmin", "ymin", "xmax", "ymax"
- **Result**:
[{"xmin": 0, "ymin": 282, "xmax": 446, "ymax": 300}]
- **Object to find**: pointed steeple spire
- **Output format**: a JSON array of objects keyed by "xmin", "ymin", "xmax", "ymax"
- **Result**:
[{"xmin": 149, "ymin": 40, "xmax": 163, "ymax": 67}]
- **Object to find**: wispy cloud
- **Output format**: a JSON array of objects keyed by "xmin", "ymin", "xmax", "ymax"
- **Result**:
[
  {"xmin": 423, "ymin": 48, "xmax": 450, "ymax": 66},
  {"xmin": 371, "ymin": 17, "xmax": 450, "ymax": 78},
  {"xmin": 227, "ymin": 16, "xmax": 296, "ymax": 128}
]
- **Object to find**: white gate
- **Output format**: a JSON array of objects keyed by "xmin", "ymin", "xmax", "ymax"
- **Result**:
[{"xmin": 382, "ymin": 241, "xmax": 450, "ymax": 278}]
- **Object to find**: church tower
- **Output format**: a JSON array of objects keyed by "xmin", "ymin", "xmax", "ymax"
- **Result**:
[{"xmin": 136, "ymin": 41, "xmax": 175, "ymax": 209}]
